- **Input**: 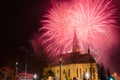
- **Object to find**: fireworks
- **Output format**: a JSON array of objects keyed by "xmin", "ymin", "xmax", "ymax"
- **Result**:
[{"xmin": 32, "ymin": 0, "xmax": 119, "ymax": 62}]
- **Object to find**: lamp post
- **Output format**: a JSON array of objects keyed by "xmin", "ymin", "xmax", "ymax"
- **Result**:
[
  {"xmin": 16, "ymin": 62, "xmax": 18, "ymax": 73},
  {"xmin": 85, "ymin": 72, "xmax": 90, "ymax": 80},
  {"xmin": 33, "ymin": 73, "xmax": 37, "ymax": 80},
  {"xmin": 15, "ymin": 62, "xmax": 18, "ymax": 80},
  {"xmin": 59, "ymin": 58, "xmax": 62, "ymax": 80},
  {"xmin": 24, "ymin": 47, "xmax": 29, "ymax": 80},
  {"xmin": 24, "ymin": 56, "xmax": 28, "ymax": 80}
]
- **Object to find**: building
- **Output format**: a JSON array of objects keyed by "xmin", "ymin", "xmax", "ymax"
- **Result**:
[
  {"xmin": 44, "ymin": 50, "xmax": 98, "ymax": 80},
  {"xmin": 43, "ymin": 30, "xmax": 98, "ymax": 80}
]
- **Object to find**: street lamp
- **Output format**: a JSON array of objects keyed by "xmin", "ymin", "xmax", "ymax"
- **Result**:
[
  {"xmin": 59, "ymin": 57, "xmax": 62, "ymax": 80},
  {"xmin": 33, "ymin": 73, "xmax": 37, "ymax": 80},
  {"xmin": 15, "ymin": 62, "xmax": 18, "ymax": 80},
  {"xmin": 108, "ymin": 76, "xmax": 114, "ymax": 80},
  {"xmin": 24, "ymin": 56, "xmax": 28, "ymax": 80},
  {"xmin": 85, "ymin": 72, "xmax": 89, "ymax": 80}
]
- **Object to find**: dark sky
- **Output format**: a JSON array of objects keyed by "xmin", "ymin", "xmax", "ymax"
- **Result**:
[
  {"xmin": 1, "ymin": 0, "xmax": 50, "ymax": 53},
  {"xmin": 0, "ymin": 0, "xmax": 120, "ymax": 74},
  {"xmin": 1, "ymin": 0, "xmax": 50, "ymax": 73}
]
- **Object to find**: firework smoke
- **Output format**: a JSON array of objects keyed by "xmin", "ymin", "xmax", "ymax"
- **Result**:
[{"xmin": 32, "ymin": 0, "xmax": 119, "ymax": 63}]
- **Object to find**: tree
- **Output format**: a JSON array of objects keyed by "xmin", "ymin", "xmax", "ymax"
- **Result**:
[
  {"xmin": 107, "ymin": 69, "xmax": 111, "ymax": 79},
  {"xmin": 98, "ymin": 64, "xmax": 107, "ymax": 80}
]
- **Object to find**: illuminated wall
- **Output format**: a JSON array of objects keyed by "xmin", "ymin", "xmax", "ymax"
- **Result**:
[{"xmin": 44, "ymin": 63, "xmax": 98, "ymax": 80}]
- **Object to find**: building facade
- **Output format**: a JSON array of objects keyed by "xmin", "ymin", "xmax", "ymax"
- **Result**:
[{"xmin": 44, "ymin": 51, "xmax": 98, "ymax": 80}]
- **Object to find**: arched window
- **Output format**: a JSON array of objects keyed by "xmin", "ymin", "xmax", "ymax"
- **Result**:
[
  {"xmin": 68, "ymin": 69, "xmax": 70, "ymax": 77},
  {"xmin": 80, "ymin": 68, "xmax": 82, "ymax": 79},
  {"xmin": 93, "ymin": 68, "xmax": 95, "ymax": 79},
  {"xmin": 76, "ymin": 68, "xmax": 78, "ymax": 77}
]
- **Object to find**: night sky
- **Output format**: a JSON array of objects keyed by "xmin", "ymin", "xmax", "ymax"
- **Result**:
[
  {"xmin": 1, "ymin": 0, "xmax": 50, "ymax": 73},
  {"xmin": 1, "ymin": 0, "xmax": 120, "ymax": 74}
]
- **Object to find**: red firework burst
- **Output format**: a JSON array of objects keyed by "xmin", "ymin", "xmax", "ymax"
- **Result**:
[{"xmin": 32, "ymin": 0, "xmax": 119, "ymax": 63}]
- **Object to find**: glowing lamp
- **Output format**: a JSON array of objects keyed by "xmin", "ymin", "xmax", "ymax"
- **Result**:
[
  {"xmin": 109, "ymin": 76, "xmax": 114, "ymax": 80},
  {"xmin": 16, "ymin": 62, "xmax": 18, "ymax": 65},
  {"xmin": 34, "ymin": 73, "xmax": 37, "ymax": 79},
  {"xmin": 85, "ymin": 72, "xmax": 89, "ymax": 79}
]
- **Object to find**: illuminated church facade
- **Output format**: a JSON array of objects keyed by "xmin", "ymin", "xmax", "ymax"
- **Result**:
[
  {"xmin": 44, "ymin": 51, "xmax": 98, "ymax": 80},
  {"xmin": 43, "ymin": 30, "xmax": 98, "ymax": 80}
]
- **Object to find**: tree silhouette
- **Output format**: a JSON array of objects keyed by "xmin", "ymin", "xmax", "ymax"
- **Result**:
[
  {"xmin": 98, "ymin": 64, "xmax": 107, "ymax": 80},
  {"xmin": 107, "ymin": 69, "xmax": 111, "ymax": 79}
]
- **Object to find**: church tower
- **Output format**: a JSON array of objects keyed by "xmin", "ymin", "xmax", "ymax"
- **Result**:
[{"xmin": 72, "ymin": 29, "xmax": 80, "ymax": 53}]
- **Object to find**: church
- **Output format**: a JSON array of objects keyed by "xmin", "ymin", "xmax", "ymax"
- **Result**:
[{"xmin": 43, "ymin": 30, "xmax": 98, "ymax": 80}]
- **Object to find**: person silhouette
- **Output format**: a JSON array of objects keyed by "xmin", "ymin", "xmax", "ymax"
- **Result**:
[{"xmin": 73, "ymin": 77, "xmax": 77, "ymax": 80}]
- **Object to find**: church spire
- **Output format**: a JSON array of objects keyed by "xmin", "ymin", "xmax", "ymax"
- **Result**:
[{"xmin": 72, "ymin": 29, "xmax": 80, "ymax": 53}]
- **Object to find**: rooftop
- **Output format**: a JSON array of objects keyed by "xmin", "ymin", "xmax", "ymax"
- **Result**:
[{"xmin": 50, "ymin": 51, "xmax": 95, "ymax": 66}]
